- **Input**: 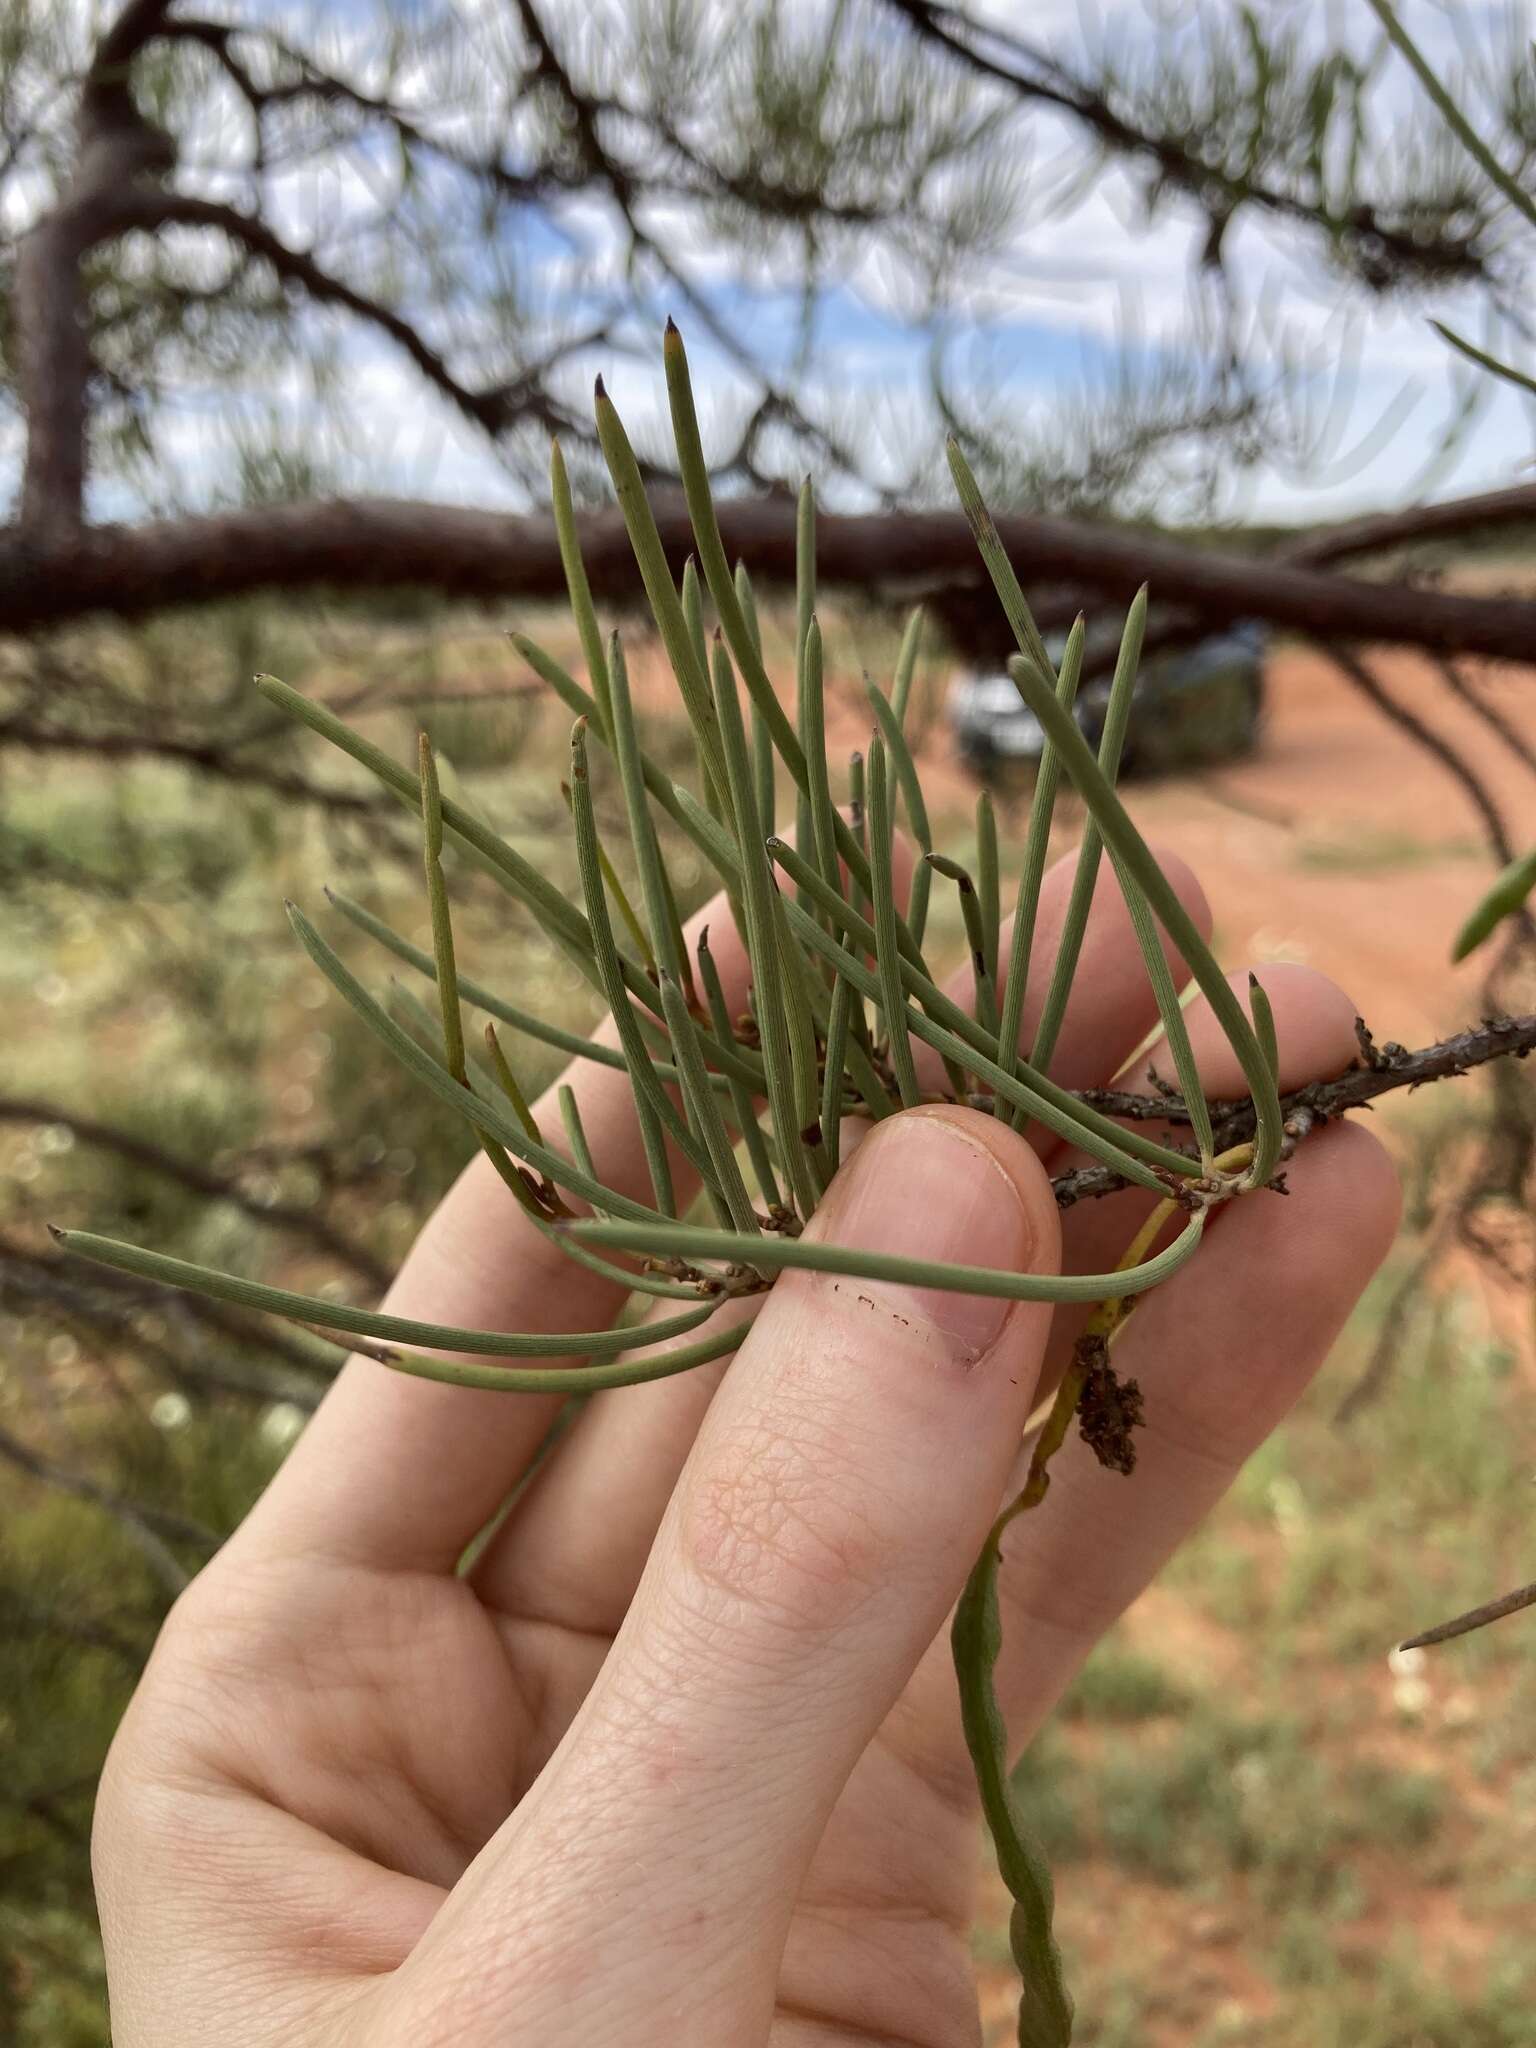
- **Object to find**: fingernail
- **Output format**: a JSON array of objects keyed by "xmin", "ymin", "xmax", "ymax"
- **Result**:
[{"xmin": 814, "ymin": 1109, "xmax": 1034, "ymax": 1361}]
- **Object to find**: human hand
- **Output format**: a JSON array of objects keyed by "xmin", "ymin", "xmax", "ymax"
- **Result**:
[{"xmin": 92, "ymin": 847, "xmax": 1399, "ymax": 2047}]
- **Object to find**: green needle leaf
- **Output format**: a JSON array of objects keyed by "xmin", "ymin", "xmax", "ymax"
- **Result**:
[
  {"xmin": 568, "ymin": 719, "xmax": 698, "ymax": 1208},
  {"xmin": 551, "ymin": 435, "xmax": 612, "ymax": 737},
  {"xmin": 865, "ymin": 675, "xmax": 934, "ymax": 947},
  {"xmin": 365, "ymin": 1312, "xmax": 752, "ymax": 1395},
  {"xmin": 1027, "ymin": 593, "xmax": 1146, "ymax": 1095},
  {"xmin": 255, "ymin": 673, "xmax": 607, "ymax": 995},
  {"xmin": 568, "ymin": 1210, "xmax": 1206, "ymax": 1304},
  {"xmin": 664, "ymin": 320, "xmax": 876, "ymax": 905},
  {"xmin": 1005, "ymin": 652, "xmax": 1283, "ymax": 1185},
  {"xmin": 53, "ymin": 1228, "xmax": 722, "ymax": 1357},
  {"xmin": 944, "ymin": 437, "xmax": 1058, "ymax": 684},
  {"xmin": 593, "ymin": 375, "xmax": 733, "ymax": 815},
  {"xmin": 997, "ymin": 618, "xmax": 1083, "ymax": 1096},
  {"xmin": 329, "ymin": 886, "xmax": 632, "ymax": 1076},
  {"xmin": 510, "ymin": 631, "xmax": 731, "ymax": 892},
  {"xmin": 1430, "ymin": 320, "xmax": 1536, "ymax": 402},
  {"xmin": 890, "ymin": 606, "xmax": 925, "ymax": 728},
  {"xmin": 1451, "ymin": 843, "xmax": 1536, "ymax": 961},
  {"xmin": 1366, "ymin": 0, "xmax": 1536, "ymax": 232},
  {"xmin": 1248, "ymin": 974, "xmax": 1280, "ymax": 1084},
  {"xmin": 869, "ymin": 736, "xmax": 922, "ymax": 1108},
  {"xmin": 560, "ymin": 776, "xmax": 656, "ymax": 971},
  {"xmin": 953, "ymin": 1518, "xmax": 1074, "ymax": 2048},
  {"xmin": 557, "ymin": 1081, "xmax": 601, "ymax": 1197},
  {"xmin": 767, "ymin": 837, "xmax": 1196, "ymax": 1186},
  {"xmin": 1113, "ymin": 853, "xmax": 1215, "ymax": 1164},
  {"xmin": 709, "ymin": 632, "xmax": 821, "ymax": 1219},
  {"xmin": 607, "ymin": 631, "xmax": 695, "ymax": 998},
  {"xmin": 976, "ymin": 790, "xmax": 1001, "ymax": 994},
  {"xmin": 697, "ymin": 926, "xmax": 783, "ymax": 1212},
  {"xmin": 287, "ymin": 898, "xmax": 664, "ymax": 1224},
  {"xmin": 485, "ymin": 1023, "xmax": 545, "ymax": 1144},
  {"xmin": 800, "ymin": 616, "xmax": 843, "ymax": 903},
  {"xmin": 419, "ymin": 729, "xmax": 467, "ymax": 1085},
  {"xmin": 927, "ymin": 853, "xmax": 1000, "ymax": 1041},
  {"xmin": 660, "ymin": 971, "xmax": 760, "ymax": 1233}
]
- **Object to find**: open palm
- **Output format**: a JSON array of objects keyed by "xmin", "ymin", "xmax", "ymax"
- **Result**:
[{"xmin": 93, "ymin": 849, "xmax": 1397, "ymax": 2047}]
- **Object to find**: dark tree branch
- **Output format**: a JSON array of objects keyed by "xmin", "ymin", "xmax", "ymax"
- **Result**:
[
  {"xmin": 5, "ymin": 1587, "xmax": 148, "ymax": 1669},
  {"xmin": 1323, "ymin": 643, "xmax": 1522, "ymax": 870},
  {"xmin": 878, "ymin": 0, "xmax": 1490, "ymax": 292},
  {"xmin": 1434, "ymin": 656, "xmax": 1536, "ymax": 781},
  {"xmin": 0, "ymin": 1422, "xmax": 215, "ymax": 1594},
  {"xmin": 0, "ymin": 1095, "xmax": 389, "ymax": 1288},
  {"xmin": 1287, "ymin": 483, "xmax": 1536, "ymax": 568},
  {"xmin": 1400, "ymin": 1579, "xmax": 1536, "ymax": 1652},
  {"xmin": 5, "ymin": 492, "xmax": 1536, "ymax": 659},
  {"xmin": 1333, "ymin": 1219, "xmax": 1447, "ymax": 1424},
  {"xmin": 0, "ymin": 720, "xmax": 398, "ymax": 818},
  {"xmin": 107, "ymin": 192, "xmax": 587, "ymax": 445},
  {"xmin": 14, "ymin": 0, "xmax": 178, "ymax": 537},
  {"xmin": 0, "ymin": 1235, "xmax": 334, "ymax": 1394}
]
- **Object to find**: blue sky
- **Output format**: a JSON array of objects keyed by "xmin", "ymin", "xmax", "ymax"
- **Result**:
[{"xmin": 5, "ymin": 0, "xmax": 1535, "ymax": 528}]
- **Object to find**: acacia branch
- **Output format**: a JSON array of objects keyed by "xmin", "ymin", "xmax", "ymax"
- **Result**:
[{"xmin": 1052, "ymin": 1012, "xmax": 1536, "ymax": 1207}]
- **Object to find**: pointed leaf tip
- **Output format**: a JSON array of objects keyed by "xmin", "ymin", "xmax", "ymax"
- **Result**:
[
  {"xmin": 665, "ymin": 314, "xmax": 680, "ymax": 338},
  {"xmin": 593, "ymin": 372, "xmax": 607, "ymax": 402},
  {"xmin": 47, "ymin": 1223, "xmax": 66, "ymax": 1244}
]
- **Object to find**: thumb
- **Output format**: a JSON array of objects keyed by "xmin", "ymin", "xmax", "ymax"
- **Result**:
[{"xmin": 417, "ymin": 1106, "xmax": 1060, "ymax": 2041}]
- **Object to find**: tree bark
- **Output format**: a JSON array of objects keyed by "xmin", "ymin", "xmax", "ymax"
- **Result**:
[{"xmin": 4, "ymin": 492, "xmax": 1536, "ymax": 657}]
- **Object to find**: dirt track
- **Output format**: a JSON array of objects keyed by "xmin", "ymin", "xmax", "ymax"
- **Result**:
[
  {"xmin": 904, "ymin": 644, "xmax": 1535, "ymax": 1048},
  {"xmin": 1115, "ymin": 646, "xmax": 1534, "ymax": 1044},
  {"xmin": 625, "ymin": 625, "xmax": 1533, "ymax": 1061}
]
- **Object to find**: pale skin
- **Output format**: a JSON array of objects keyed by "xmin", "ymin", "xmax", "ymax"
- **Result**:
[{"xmin": 92, "ymin": 845, "xmax": 1401, "ymax": 2047}]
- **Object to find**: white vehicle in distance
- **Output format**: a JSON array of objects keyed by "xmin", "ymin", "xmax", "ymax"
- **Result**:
[{"xmin": 948, "ymin": 621, "xmax": 1267, "ymax": 783}]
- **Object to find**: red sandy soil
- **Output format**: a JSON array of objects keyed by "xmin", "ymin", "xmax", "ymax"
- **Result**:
[
  {"xmin": 872, "ymin": 642, "xmax": 1533, "ymax": 1046},
  {"xmin": 625, "ymin": 633, "xmax": 1533, "ymax": 1042}
]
